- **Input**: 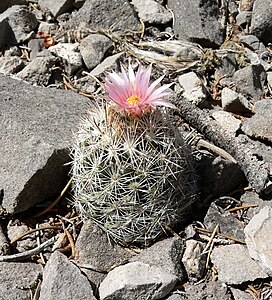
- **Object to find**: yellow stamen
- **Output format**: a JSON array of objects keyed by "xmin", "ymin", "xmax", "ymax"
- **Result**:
[{"xmin": 127, "ymin": 95, "xmax": 140, "ymax": 106}]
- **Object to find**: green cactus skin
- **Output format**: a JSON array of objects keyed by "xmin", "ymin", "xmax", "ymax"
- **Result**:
[{"xmin": 71, "ymin": 103, "xmax": 197, "ymax": 245}]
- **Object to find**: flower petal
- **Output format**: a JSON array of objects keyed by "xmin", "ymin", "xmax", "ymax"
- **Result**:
[
  {"xmin": 104, "ymin": 63, "xmax": 175, "ymax": 115},
  {"xmin": 143, "ymin": 83, "xmax": 173, "ymax": 103}
]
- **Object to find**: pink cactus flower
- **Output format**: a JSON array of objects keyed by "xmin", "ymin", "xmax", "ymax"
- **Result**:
[{"xmin": 104, "ymin": 64, "xmax": 176, "ymax": 117}]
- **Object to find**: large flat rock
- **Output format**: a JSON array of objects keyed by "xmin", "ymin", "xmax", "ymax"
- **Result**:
[{"xmin": 0, "ymin": 74, "xmax": 89, "ymax": 214}]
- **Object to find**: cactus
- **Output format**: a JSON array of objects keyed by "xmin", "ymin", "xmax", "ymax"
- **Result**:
[{"xmin": 71, "ymin": 103, "xmax": 197, "ymax": 245}]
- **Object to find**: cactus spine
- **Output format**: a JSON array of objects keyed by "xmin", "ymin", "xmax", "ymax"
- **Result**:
[{"xmin": 71, "ymin": 102, "xmax": 197, "ymax": 245}]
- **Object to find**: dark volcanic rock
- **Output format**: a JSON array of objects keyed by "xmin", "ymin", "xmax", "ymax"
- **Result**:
[
  {"xmin": 250, "ymin": 0, "xmax": 272, "ymax": 44},
  {"xmin": 168, "ymin": 0, "xmax": 224, "ymax": 48},
  {"xmin": 0, "ymin": 74, "xmax": 89, "ymax": 214},
  {"xmin": 67, "ymin": 0, "xmax": 141, "ymax": 32}
]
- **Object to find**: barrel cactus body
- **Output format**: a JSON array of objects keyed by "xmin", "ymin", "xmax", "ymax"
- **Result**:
[{"xmin": 72, "ymin": 103, "xmax": 197, "ymax": 245}]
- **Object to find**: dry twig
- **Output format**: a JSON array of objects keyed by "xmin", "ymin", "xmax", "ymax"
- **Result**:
[
  {"xmin": 10, "ymin": 225, "xmax": 61, "ymax": 245},
  {"xmin": 65, "ymin": 229, "xmax": 75, "ymax": 258},
  {"xmin": 0, "ymin": 236, "xmax": 57, "ymax": 262},
  {"xmin": 195, "ymin": 227, "xmax": 245, "ymax": 244},
  {"xmin": 226, "ymin": 203, "xmax": 258, "ymax": 213}
]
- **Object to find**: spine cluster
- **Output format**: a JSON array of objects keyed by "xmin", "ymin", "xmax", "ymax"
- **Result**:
[{"xmin": 71, "ymin": 103, "xmax": 197, "ymax": 245}]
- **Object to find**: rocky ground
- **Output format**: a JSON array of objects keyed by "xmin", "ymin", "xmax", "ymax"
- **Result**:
[{"xmin": 0, "ymin": 0, "xmax": 272, "ymax": 299}]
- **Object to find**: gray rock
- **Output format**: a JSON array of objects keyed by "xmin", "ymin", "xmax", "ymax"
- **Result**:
[
  {"xmin": 0, "ymin": 0, "xmax": 27, "ymax": 13},
  {"xmin": 4, "ymin": 46, "xmax": 22, "ymax": 57},
  {"xmin": 245, "ymin": 206, "xmax": 272, "ymax": 276},
  {"xmin": 0, "ymin": 261, "xmax": 42, "ymax": 300},
  {"xmin": 0, "ymin": 74, "xmax": 89, "ymax": 214},
  {"xmin": 236, "ymin": 11, "xmax": 251, "ymax": 27},
  {"xmin": 178, "ymin": 72, "xmax": 207, "ymax": 107},
  {"xmin": 243, "ymin": 48, "xmax": 271, "ymax": 71},
  {"xmin": 168, "ymin": 0, "xmax": 223, "ymax": 48},
  {"xmin": 250, "ymin": 0, "xmax": 272, "ymax": 44},
  {"xmin": 211, "ymin": 244, "xmax": 269, "ymax": 285},
  {"xmin": 240, "ymin": 191, "xmax": 269, "ymax": 220},
  {"xmin": 79, "ymin": 34, "xmax": 112, "ymax": 70},
  {"xmin": 230, "ymin": 288, "xmax": 253, "ymax": 300},
  {"xmin": 185, "ymin": 281, "xmax": 231, "ymax": 300},
  {"xmin": 0, "ymin": 5, "xmax": 37, "ymax": 50},
  {"xmin": 235, "ymin": 134, "xmax": 272, "ymax": 195},
  {"xmin": 204, "ymin": 202, "xmax": 245, "ymax": 241},
  {"xmin": 241, "ymin": 99, "xmax": 272, "ymax": 142},
  {"xmin": 75, "ymin": 220, "xmax": 134, "ymax": 287},
  {"xmin": 67, "ymin": 0, "xmax": 141, "ymax": 32},
  {"xmin": 7, "ymin": 224, "xmax": 36, "ymax": 252},
  {"xmin": 165, "ymin": 293, "xmax": 187, "ymax": 300},
  {"xmin": 99, "ymin": 261, "xmax": 178, "ymax": 300},
  {"xmin": 212, "ymin": 110, "xmax": 241, "ymax": 136},
  {"xmin": 214, "ymin": 52, "xmax": 237, "ymax": 83},
  {"xmin": 182, "ymin": 239, "xmax": 206, "ymax": 280},
  {"xmin": 90, "ymin": 52, "xmax": 123, "ymax": 77},
  {"xmin": 39, "ymin": 251, "xmax": 96, "ymax": 300},
  {"xmin": 131, "ymin": 0, "xmax": 172, "ymax": 24},
  {"xmin": 38, "ymin": 21, "xmax": 58, "ymax": 35},
  {"xmin": 0, "ymin": 56, "xmax": 25, "ymax": 74},
  {"xmin": 48, "ymin": 43, "xmax": 83, "ymax": 75},
  {"xmin": 238, "ymin": 34, "xmax": 266, "ymax": 54},
  {"xmin": 228, "ymin": 0, "xmax": 238, "ymax": 17},
  {"xmin": 73, "ymin": 76, "xmax": 97, "ymax": 94},
  {"xmin": 28, "ymin": 38, "xmax": 45, "ymax": 60},
  {"xmin": 17, "ymin": 55, "xmax": 56, "ymax": 86},
  {"xmin": 221, "ymin": 87, "xmax": 253, "ymax": 114},
  {"xmin": 245, "ymin": 48, "xmax": 271, "ymax": 71},
  {"xmin": 131, "ymin": 237, "xmax": 186, "ymax": 279},
  {"xmin": 38, "ymin": 0, "xmax": 74, "ymax": 18},
  {"xmin": 267, "ymin": 72, "xmax": 272, "ymax": 93},
  {"xmin": 233, "ymin": 64, "xmax": 266, "ymax": 100}
]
